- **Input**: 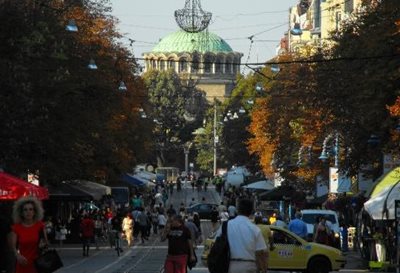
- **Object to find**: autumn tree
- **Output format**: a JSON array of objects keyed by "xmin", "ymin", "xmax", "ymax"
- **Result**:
[{"xmin": 0, "ymin": 0, "xmax": 151, "ymax": 183}]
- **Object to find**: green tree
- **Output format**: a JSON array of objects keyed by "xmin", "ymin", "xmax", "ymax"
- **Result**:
[{"xmin": 143, "ymin": 69, "xmax": 206, "ymax": 167}]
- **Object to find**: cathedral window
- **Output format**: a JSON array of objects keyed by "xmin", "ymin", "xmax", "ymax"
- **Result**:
[{"xmin": 179, "ymin": 58, "xmax": 188, "ymax": 73}]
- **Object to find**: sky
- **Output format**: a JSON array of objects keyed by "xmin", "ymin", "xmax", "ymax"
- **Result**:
[{"xmin": 110, "ymin": 0, "xmax": 298, "ymax": 67}]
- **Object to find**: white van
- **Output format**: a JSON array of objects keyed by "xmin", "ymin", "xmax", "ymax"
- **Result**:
[{"xmin": 300, "ymin": 209, "xmax": 341, "ymax": 248}]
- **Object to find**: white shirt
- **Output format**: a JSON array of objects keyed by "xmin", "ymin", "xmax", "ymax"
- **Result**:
[
  {"xmin": 158, "ymin": 214, "xmax": 167, "ymax": 226},
  {"xmin": 217, "ymin": 215, "xmax": 267, "ymax": 260}
]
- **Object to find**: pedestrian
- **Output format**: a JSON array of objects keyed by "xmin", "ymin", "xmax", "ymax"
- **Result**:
[
  {"xmin": 191, "ymin": 179, "xmax": 195, "ymax": 192},
  {"xmin": 137, "ymin": 208, "xmax": 149, "ymax": 243},
  {"xmin": 220, "ymin": 208, "xmax": 229, "ymax": 222},
  {"xmin": 288, "ymin": 212, "xmax": 308, "ymax": 240},
  {"xmin": 161, "ymin": 215, "xmax": 196, "ymax": 273},
  {"xmin": 228, "ymin": 204, "xmax": 237, "ymax": 219},
  {"xmin": 313, "ymin": 215, "xmax": 331, "ymax": 246},
  {"xmin": 94, "ymin": 214, "xmax": 105, "ymax": 249},
  {"xmin": 272, "ymin": 215, "xmax": 287, "ymax": 229},
  {"xmin": 9, "ymin": 196, "xmax": 49, "ymax": 273},
  {"xmin": 111, "ymin": 213, "xmax": 123, "ymax": 252},
  {"xmin": 216, "ymin": 199, "xmax": 268, "ymax": 273},
  {"xmin": 54, "ymin": 218, "xmax": 68, "ymax": 247},
  {"xmin": 218, "ymin": 201, "xmax": 227, "ymax": 213},
  {"xmin": 158, "ymin": 212, "xmax": 167, "ymax": 231},
  {"xmin": 179, "ymin": 202, "xmax": 186, "ymax": 218},
  {"xmin": 210, "ymin": 207, "xmax": 219, "ymax": 231},
  {"xmin": 167, "ymin": 204, "xmax": 176, "ymax": 217},
  {"xmin": 151, "ymin": 209, "xmax": 159, "ymax": 235},
  {"xmin": 188, "ymin": 198, "xmax": 196, "ymax": 207},
  {"xmin": 184, "ymin": 216, "xmax": 200, "ymax": 249},
  {"xmin": 80, "ymin": 214, "xmax": 95, "ymax": 257},
  {"xmin": 122, "ymin": 213, "xmax": 134, "ymax": 247},
  {"xmin": 192, "ymin": 212, "xmax": 202, "ymax": 235}
]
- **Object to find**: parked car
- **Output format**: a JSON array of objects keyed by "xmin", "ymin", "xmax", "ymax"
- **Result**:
[
  {"xmin": 186, "ymin": 203, "xmax": 217, "ymax": 219},
  {"xmin": 301, "ymin": 209, "xmax": 341, "ymax": 248},
  {"xmin": 202, "ymin": 225, "xmax": 345, "ymax": 273}
]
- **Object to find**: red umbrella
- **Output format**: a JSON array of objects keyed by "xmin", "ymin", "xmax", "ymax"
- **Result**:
[{"xmin": 0, "ymin": 172, "xmax": 49, "ymax": 200}]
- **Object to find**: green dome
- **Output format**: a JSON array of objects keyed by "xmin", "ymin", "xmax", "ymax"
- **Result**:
[{"xmin": 152, "ymin": 30, "xmax": 233, "ymax": 54}]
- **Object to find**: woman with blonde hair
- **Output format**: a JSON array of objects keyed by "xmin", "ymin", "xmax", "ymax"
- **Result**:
[
  {"xmin": 122, "ymin": 213, "xmax": 134, "ymax": 247},
  {"xmin": 9, "ymin": 196, "xmax": 48, "ymax": 273}
]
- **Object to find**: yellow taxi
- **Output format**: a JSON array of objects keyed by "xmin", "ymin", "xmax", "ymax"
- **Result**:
[{"xmin": 202, "ymin": 225, "xmax": 346, "ymax": 273}]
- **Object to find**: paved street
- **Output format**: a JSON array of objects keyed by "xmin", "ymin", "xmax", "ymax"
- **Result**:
[
  {"xmin": 53, "ymin": 185, "xmax": 369, "ymax": 273},
  {"xmin": 55, "ymin": 185, "xmax": 220, "ymax": 273}
]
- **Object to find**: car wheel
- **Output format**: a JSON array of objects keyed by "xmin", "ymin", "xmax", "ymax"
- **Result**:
[{"xmin": 306, "ymin": 256, "xmax": 331, "ymax": 273}]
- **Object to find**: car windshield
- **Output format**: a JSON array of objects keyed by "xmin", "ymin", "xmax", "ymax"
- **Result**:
[{"xmin": 302, "ymin": 213, "xmax": 337, "ymax": 224}]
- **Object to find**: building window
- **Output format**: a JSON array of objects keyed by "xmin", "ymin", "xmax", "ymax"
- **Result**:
[
  {"xmin": 191, "ymin": 54, "xmax": 200, "ymax": 73},
  {"xmin": 215, "ymin": 57, "xmax": 223, "ymax": 74},
  {"xmin": 150, "ymin": 59, "xmax": 156, "ymax": 69},
  {"xmin": 344, "ymin": 0, "xmax": 353, "ymax": 13},
  {"xmin": 314, "ymin": 0, "xmax": 321, "ymax": 29},
  {"xmin": 335, "ymin": 11, "xmax": 342, "ymax": 31},
  {"xmin": 179, "ymin": 58, "xmax": 188, "ymax": 73},
  {"xmin": 167, "ymin": 59, "xmax": 174, "ymax": 70},
  {"xmin": 159, "ymin": 60, "xmax": 166, "ymax": 71},
  {"xmin": 225, "ymin": 59, "xmax": 233, "ymax": 74},
  {"xmin": 204, "ymin": 55, "xmax": 213, "ymax": 74}
]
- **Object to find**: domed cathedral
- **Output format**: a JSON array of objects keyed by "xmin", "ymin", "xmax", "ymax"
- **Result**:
[{"xmin": 143, "ymin": 0, "xmax": 243, "ymax": 101}]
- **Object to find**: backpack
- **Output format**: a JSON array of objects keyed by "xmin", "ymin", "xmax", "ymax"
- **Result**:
[{"xmin": 207, "ymin": 221, "xmax": 230, "ymax": 273}]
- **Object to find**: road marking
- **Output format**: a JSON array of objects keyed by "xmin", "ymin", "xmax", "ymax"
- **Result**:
[
  {"xmin": 60, "ymin": 250, "xmax": 104, "ymax": 271},
  {"xmin": 93, "ymin": 248, "xmax": 135, "ymax": 273}
]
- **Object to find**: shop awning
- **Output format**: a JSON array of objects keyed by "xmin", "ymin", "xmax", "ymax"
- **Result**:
[
  {"xmin": 258, "ymin": 185, "xmax": 295, "ymax": 201},
  {"xmin": 47, "ymin": 182, "xmax": 93, "ymax": 201},
  {"xmin": 122, "ymin": 173, "xmax": 155, "ymax": 187},
  {"xmin": 364, "ymin": 167, "xmax": 400, "ymax": 220},
  {"xmin": 242, "ymin": 180, "xmax": 275, "ymax": 191},
  {"xmin": 64, "ymin": 180, "xmax": 111, "ymax": 200},
  {"xmin": 0, "ymin": 171, "xmax": 49, "ymax": 200}
]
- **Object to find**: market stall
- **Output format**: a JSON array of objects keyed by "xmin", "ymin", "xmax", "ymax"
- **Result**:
[{"xmin": 0, "ymin": 171, "xmax": 48, "ymax": 200}]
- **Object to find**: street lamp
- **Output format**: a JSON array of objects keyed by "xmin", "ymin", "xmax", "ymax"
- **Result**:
[
  {"xmin": 319, "ymin": 133, "xmax": 339, "ymax": 167},
  {"xmin": 183, "ymin": 142, "xmax": 193, "ymax": 178},
  {"xmin": 66, "ymin": 19, "xmax": 78, "ymax": 32},
  {"xmin": 213, "ymin": 101, "xmax": 218, "ymax": 176}
]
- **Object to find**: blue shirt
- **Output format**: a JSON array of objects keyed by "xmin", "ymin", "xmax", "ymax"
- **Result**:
[{"xmin": 288, "ymin": 218, "xmax": 308, "ymax": 238}]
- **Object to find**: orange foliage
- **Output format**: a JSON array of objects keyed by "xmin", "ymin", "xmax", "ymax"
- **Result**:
[
  {"xmin": 387, "ymin": 96, "xmax": 400, "ymax": 117},
  {"xmin": 247, "ymin": 97, "xmax": 277, "ymax": 176}
]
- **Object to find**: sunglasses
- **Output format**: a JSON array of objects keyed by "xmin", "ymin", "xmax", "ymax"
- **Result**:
[{"xmin": 23, "ymin": 207, "xmax": 34, "ymax": 211}]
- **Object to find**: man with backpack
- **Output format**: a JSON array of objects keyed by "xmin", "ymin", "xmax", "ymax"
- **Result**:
[{"xmin": 211, "ymin": 199, "xmax": 268, "ymax": 273}]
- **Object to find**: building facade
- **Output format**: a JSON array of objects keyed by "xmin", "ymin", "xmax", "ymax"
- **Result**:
[
  {"xmin": 143, "ymin": 30, "xmax": 243, "ymax": 100},
  {"xmin": 282, "ymin": 0, "xmax": 364, "ymax": 55}
]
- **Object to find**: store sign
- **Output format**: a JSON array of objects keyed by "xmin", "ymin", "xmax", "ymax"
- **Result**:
[
  {"xmin": 330, "ymin": 167, "xmax": 351, "ymax": 193},
  {"xmin": 358, "ymin": 164, "xmax": 374, "ymax": 193}
]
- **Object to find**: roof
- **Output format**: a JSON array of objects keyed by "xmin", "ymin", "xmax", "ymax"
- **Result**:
[
  {"xmin": 370, "ymin": 167, "xmax": 400, "ymax": 198},
  {"xmin": 152, "ymin": 30, "xmax": 233, "ymax": 54}
]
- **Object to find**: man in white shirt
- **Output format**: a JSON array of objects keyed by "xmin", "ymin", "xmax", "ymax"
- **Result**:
[{"xmin": 217, "ymin": 199, "xmax": 268, "ymax": 273}]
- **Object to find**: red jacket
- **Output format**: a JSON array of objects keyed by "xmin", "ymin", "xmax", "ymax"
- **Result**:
[{"xmin": 80, "ymin": 218, "xmax": 95, "ymax": 237}]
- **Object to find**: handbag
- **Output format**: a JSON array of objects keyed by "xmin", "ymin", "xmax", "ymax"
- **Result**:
[
  {"xmin": 187, "ymin": 250, "xmax": 197, "ymax": 270},
  {"xmin": 34, "ymin": 249, "xmax": 63, "ymax": 273}
]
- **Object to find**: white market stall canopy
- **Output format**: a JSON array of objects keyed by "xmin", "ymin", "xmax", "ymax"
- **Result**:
[
  {"xmin": 64, "ymin": 180, "xmax": 111, "ymax": 200},
  {"xmin": 364, "ymin": 180, "xmax": 400, "ymax": 220},
  {"xmin": 242, "ymin": 180, "xmax": 275, "ymax": 191}
]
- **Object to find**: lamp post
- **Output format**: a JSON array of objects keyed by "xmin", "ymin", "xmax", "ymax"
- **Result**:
[
  {"xmin": 183, "ymin": 142, "xmax": 192, "ymax": 207},
  {"xmin": 184, "ymin": 142, "xmax": 193, "ymax": 178},
  {"xmin": 319, "ymin": 132, "xmax": 340, "ymax": 168},
  {"xmin": 213, "ymin": 101, "xmax": 218, "ymax": 176}
]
